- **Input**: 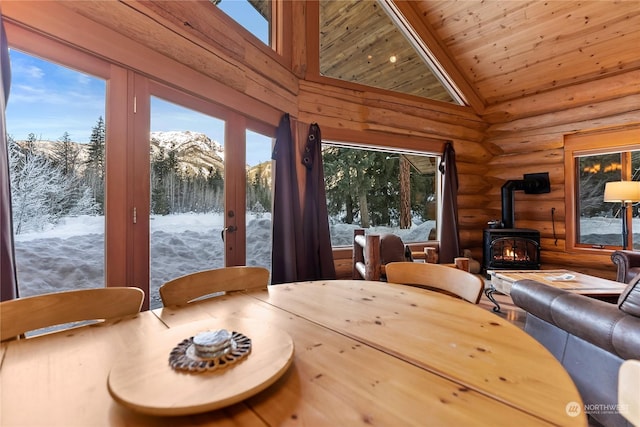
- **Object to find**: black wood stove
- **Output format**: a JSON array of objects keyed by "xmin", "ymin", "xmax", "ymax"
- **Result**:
[
  {"xmin": 483, "ymin": 228, "xmax": 540, "ymax": 271},
  {"xmin": 482, "ymin": 173, "xmax": 549, "ymax": 275}
]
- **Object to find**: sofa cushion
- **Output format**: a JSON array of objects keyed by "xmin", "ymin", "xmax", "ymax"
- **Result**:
[{"xmin": 618, "ymin": 274, "xmax": 640, "ymax": 316}]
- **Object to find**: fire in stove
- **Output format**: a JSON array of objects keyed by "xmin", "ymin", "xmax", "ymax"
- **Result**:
[
  {"xmin": 482, "ymin": 172, "xmax": 549, "ymax": 274},
  {"xmin": 484, "ymin": 232, "xmax": 540, "ymax": 272},
  {"xmin": 496, "ymin": 243, "xmax": 531, "ymax": 262}
]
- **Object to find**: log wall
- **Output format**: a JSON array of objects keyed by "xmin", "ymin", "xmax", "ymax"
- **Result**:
[{"xmin": 480, "ymin": 74, "xmax": 640, "ymax": 280}]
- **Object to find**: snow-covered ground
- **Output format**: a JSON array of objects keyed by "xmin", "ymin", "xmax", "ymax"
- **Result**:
[
  {"xmin": 12, "ymin": 213, "xmax": 638, "ymax": 309},
  {"xmin": 12, "ymin": 213, "xmax": 435, "ymax": 308}
]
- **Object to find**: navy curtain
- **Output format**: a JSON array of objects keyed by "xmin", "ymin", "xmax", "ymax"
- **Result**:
[
  {"xmin": 301, "ymin": 123, "xmax": 335, "ymax": 280},
  {"xmin": 271, "ymin": 115, "xmax": 335, "ymax": 283},
  {"xmin": 0, "ymin": 14, "xmax": 17, "ymax": 301},
  {"xmin": 271, "ymin": 114, "xmax": 304, "ymax": 284},
  {"xmin": 438, "ymin": 142, "xmax": 461, "ymax": 264}
]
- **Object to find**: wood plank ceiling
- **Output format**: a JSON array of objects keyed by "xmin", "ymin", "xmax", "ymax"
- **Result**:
[
  {"xmin": 319, "ymin": 0, "xmax": 640, "ymax": 112},
  {"xmin": 320, "ymin": 1, "xmax": 456, "ymax": 103}
]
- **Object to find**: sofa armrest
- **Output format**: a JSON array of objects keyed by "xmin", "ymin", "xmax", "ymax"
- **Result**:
[
  {"xmin": 511, "ymin": 279, "xmax": 640, "ymax": 360},
  {"xmin": 612, "ymin": 250, "xmax": 640, "ymax": 283}
]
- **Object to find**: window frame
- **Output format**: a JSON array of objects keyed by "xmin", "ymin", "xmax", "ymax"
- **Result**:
[
  {"xmin": 564, "ymin": 126, "xmax": 640, "ymax": 254},
  {"xmin": 5, "ymin": 19, "xmax": 280, "ymax": 309},
  {"xmin": 320, "ymin": 139, "xmax": 443, "ymax": 248}
]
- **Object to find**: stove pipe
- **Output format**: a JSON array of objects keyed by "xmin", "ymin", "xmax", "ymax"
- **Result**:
[
  {"xmin": 501, "ymin": 180, "xmax": 524, "ymax": 229},
  {"xmin": 500, "ymin": 172, "xmax": 551, "ymax": 229}
]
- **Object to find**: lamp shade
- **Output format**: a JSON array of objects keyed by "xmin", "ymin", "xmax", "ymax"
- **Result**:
[{"xmin": 604, "ymin": 181, "xmax": 640, "ymax": 203}]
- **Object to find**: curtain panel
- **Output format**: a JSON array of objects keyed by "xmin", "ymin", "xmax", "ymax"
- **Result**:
[
  {"xmin": 271, "ymin": 113, "xmax": 304, "ymax": 284},
  {"xmin": 271, "ymin": 114, "xmax": 335, "ymax": 284},
  {"xmin": 438, "ymin": 141, "xmax": 461, "ymax": 264},
  {"xmin": 0, "ymin": 13, "xmax": 18, "ymax": 301},
  {"xmin": 301, "ymin": 123, "xmax": 336, "ymax": 281}
]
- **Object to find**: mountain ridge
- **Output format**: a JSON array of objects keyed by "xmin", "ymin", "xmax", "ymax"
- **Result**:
[{"xmin": 15, "ymin": 130, "xmax": 271, "ymax": 181}]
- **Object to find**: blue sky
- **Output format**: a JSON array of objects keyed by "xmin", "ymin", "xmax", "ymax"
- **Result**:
[
  {"xmin": 6, "ymin": 50, "xmax": 106, "ymax": 144},
  {"xmin": 5, "ymin": 1, "xmax": 271, "ymax": 166}
]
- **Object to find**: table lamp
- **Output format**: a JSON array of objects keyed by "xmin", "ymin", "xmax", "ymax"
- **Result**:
[{"xmin": 604, "ymin": 180, "xmax": 640, "ymax": 250}]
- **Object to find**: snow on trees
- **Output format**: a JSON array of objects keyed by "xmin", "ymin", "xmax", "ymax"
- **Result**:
[{"xmin": 9, "ymin": 136, "xmax": 98, "ymax": 234}]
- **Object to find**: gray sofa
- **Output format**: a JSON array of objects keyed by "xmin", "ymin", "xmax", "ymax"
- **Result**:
[{"xmin": 510, "ymin": 278, "xmax": 640, "ymax": 427}]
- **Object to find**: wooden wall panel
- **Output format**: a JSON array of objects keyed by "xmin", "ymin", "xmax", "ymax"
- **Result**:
[
  {"xmin": 483, "ymin": 70, "xmax": 640, "ymax": 123},
  {"xmin": 481, "ymin": 82, "xmax": 639, "ymax": 279}
]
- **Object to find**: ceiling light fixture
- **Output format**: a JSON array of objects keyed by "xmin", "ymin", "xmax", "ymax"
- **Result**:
[
  {"xmin": 377, "ymin": 0, "xmax": 468, "ymax": 105},
  {"xmin": 389, "ymin": 55, "xmax": 397, "ymax": 63}
]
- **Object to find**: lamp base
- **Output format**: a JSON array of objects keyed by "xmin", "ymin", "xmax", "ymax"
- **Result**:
[{"xmin": 621, "ymin": 203, "xmax": 629, "ymax": 250}]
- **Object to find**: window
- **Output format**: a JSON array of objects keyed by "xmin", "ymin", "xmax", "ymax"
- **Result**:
[
  {"xmin": 319, "ymin": 0, "xmax": 464, "ymax": 104},
  {"xmin": 245, "ymin": 129, "xmax": 273, "ymax": 270},
  {"xmin": 214, "ymin": 0, "xmax": 271, "ymax": 46},
  {"xmin": 565, "ymin": 128, "xmax": 640, "ymax": 252},
  {"xmin": 6, "ymin": 49, "xmax": 107, "ymax": 298},
  {"xmin": 6, "ymin": 24, "xmax": 276, "ymax": 310},
  {"xmin": 322, "ymin": 143, "xmax": 439, "ymax": 246}
]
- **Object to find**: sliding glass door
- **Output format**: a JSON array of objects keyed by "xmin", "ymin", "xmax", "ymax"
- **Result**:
[{"xmin": 148, "ymin": 95, "xmax": 227, "ymax": 308}]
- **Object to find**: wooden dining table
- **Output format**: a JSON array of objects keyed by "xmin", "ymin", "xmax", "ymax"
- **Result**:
[{"xmin": 0, "ymin": 280, "xmax": 587, "ymax": 426}]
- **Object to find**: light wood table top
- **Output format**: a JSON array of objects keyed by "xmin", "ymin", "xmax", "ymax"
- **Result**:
[
  {"xmin": 1, "ymin": 280, "xmax": 587, "ymax": 426},
  {"xmin": 107, "ymin": 318, "xmax": 295, "ymax": 416},
  {"xmin": 488, "ymin": 269, "xmax": 627, "ymax": 297}
]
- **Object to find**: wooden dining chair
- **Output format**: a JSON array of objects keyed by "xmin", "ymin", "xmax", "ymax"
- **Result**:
[
  {"xmin": 619, "ymin": 359, "xmax": 640, "ymax": 426},
  {"xmin": 0, "ymin": 287, "xmax": 145, "ymax": 342},
  {"xmin": 159, "ymin": 266, "xmax": 270, "ymax": 307},
  {"xmin": 385, "ymin": 262, "xmax": 484, "ymax": 304}
]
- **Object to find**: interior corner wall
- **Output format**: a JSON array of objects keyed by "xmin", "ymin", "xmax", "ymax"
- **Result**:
[{"xmin": 481, "ymin": 70, "xmax": 640, "ymax": 279}]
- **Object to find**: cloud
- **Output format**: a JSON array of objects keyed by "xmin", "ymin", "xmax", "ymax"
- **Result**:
[
  {"xmin": 24, "ymin": 64, "xmax": 45, "ymax": 79},
  {"xmin": 76, "ymin": 74, "xmax": 92, "ymax": 86},
  {"xmin": 9, "ymin": 51, "xmax": 45, "ymax": 80}
]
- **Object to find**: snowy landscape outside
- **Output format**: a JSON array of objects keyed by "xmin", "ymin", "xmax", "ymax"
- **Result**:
[
  {"xmin": 13, "ymin": 213, "xmax": 437, "ymax": 309},
  {"xmin": 13, "ymin": 212, "xmax": 639, "ymax": 309}
]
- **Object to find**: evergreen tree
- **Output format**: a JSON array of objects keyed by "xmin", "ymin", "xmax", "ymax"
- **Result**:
[
  {"xmin": 150, "ymin": 144, "xmax": 182, "ymax": 214},
  {"xmin": 323, "ymin": 146, "xmax": 359, "ymax": 224},
  {"xmin": 86, "ymin": 116, "xmax": 106, "ymax": 214},
  {"xmin": 151, "ymin": 147, "xmax": 170, "ymax": 215},
  {"xmin": 87, "ymin": 116, "xmax": 106, "ymax": 173},
  {"xmin": 208, "ymin": 167, "xmax": 224, "ymax": 212},
  {"xmin": 24, "ymin": 133, "xmax": 38, "ymax": 160},
  {"xmin": 324, "ymin": 147, "xmax": 393, "ymax": 227},
  {"xmin": 52, "ymin": 131, "xmax": 80, "ymax": 176},
  {"xmin": 323, "ymin": 147, "xmax": 436, "ymax": 228},
  {"xmin": 399, "ymin": 155, "xmax": 411, "ymax": 229},
  {"xmin": 246, "ymin": 162, "xmax": 271, "ymax": 215}
]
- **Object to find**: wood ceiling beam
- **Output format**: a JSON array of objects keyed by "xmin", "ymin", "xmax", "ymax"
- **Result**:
[{"xmin": 390, "ymin": 0, "xmax": 485, "ymax": 115}]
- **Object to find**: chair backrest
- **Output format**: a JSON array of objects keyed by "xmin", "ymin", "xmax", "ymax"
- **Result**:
[
  {"xmin": 619, "ymin": 359, "xmax": 640, "ymax": 426},
  {"xmin": 353, "ymin": 229, "xmax": 413, "ymax": 281},
  {"xmin": 385, "ymin": 262, "xmax": 484, "ymax": 304},
  {"xmin": 0, "ymin": 287, "xmax": 145, "ymax": 342},
  {"xmin": 159, "ymin": 266, "xmax": 270, "ymax": 307}
]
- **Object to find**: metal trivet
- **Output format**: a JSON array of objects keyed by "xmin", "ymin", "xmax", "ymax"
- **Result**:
[{"xmin": 168, "ymin": 331, "xmax": 251, "ymax": 373}]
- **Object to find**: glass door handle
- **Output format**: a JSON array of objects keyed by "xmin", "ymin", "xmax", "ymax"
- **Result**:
[{"xmin": 221, "ymin": 226, "xmax": 237, "ymax": 241}]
